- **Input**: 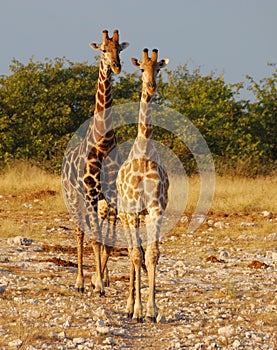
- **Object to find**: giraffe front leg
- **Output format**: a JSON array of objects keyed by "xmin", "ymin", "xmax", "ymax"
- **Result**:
[
  {"xmin": 126, "ymin": 252, "xmax": 135, "ymax": 319},
  {"xmin": 92, "ymin": 241, "xmax": 105, "ymax": 296},
  {"xmin": 103, "ymin": 265, "xmax": 110, "ymax": 287},
  {"xmin": 101, "ymin": 245, "xmax": 112, "ymax": 287},
  {"xmin": 91, "ymin": 245, "xmax": 110, "ymax": 288},
  {"xmin": 75, "ymin": 227, "xmax": 85, "ymax": 293},
  {"xmin": 145, "ymin": 242, "xmax": 159, "ymax": 322},
  {"xmin": 130, "ymin": 247, "xmax": 143, "ymax": 323}
]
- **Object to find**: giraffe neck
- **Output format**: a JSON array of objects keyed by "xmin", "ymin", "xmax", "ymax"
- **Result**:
[
  {"xmin": 94, "ymin": 58, "xmax": 112, "ymax": 114},
  {"xmin": 89, "ymin": 57, "xmax": 115, "ymax": 148},
  {"xmin": 128, "ymin": 88, "xmax": 157, "ymax": 160},
  {"xmin": 137, "ymin": 89, "xmax": 153, "ymax": 140}
]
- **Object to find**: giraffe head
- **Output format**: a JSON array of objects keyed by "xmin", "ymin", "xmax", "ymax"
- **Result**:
[
  {"xmin": 89, "ymin": 29, "xmax": 129, "ymax": 74},
  {"xmin": 131, "ymin": 48, "xmax": 169, "ymax": 95}
]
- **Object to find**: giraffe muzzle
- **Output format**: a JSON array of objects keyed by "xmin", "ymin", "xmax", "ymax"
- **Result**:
[
  {"xmin": 147, "ymin": 82, "xmax": 157, "ymax": 95},
  {"xmin": 111, "ymin": 62, "xmax": 121, "ymax": 74}
]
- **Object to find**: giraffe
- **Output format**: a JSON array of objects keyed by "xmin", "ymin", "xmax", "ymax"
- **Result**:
[
  {"xmin": 116, "ymin": 48, "xmax": 169, "ymax": 322},
  {"xmin": 62, "ymin": 29, "xmax": 129, "ymax": 296}
]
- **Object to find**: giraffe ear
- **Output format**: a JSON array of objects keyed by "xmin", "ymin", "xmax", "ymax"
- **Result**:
[
  {"xmin": 89, "ymin": 42, "xmax": 102, "ymax": 51},
  {"xmin": 158, "ymin": 58, "xmax": 170, "ymax": 69},
  {"xmin": 131, "ymin": 58, "xmax": 141, "ymax": 68},
  {"xmin": 120, "ymin": 42, "xmax": 129, "ymax": 51}
]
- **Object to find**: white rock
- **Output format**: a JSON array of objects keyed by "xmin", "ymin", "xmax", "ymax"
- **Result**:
[
  {"xmin": 240, "ymin": 222, "xmax": 256, "ymax": 227},
  {"xmin": 219, "ymin": 251, "xmax": 229, "ymax": 259},
  {"xmin": 57, "ymin": 331, "xmax": 66, "ymax": 339},
  {"xmin": 262, "ymin": 210, "xmax": 273, "ymax": 218},
  {"xmin": 84, "ymin": 340, "xmax": 94, "ymax": 348},
  {"xmin": 103, "ymin": 337, "xmax": 115, "ymax": 345},
  {"xmin": 8, "ymin": 339, "xmax": 23, "ymax": 347},
  {"xmin": 265, "ymin": 232, "xmax": 277, "ymax": 241},
  {"xmin": 218, "ymin": 325, "xmax": 234, "ymax": 337},
  {"xmin": 156, "ymin": 313, "xmax": 166, "ymax": 324},
  {"xmin": 233, "ymin": 339, "xmax": 241, "ymax": 348},
  {"xmin": 0, "ymin": 256, "xmax": 9, "ymax": 263},
  {"xmin": 23, "ymin": 202, "xmax": 33, "ymax": 208},
  {"xmin": 64, "ymin": 319, "xmax": 71, "ymax": 327},
  {"xmin": 73, "ymin": 337, "xmax": 86, "ymax": 345},
  {"xmin": 214, "ymin": 221, "xmax": 229, "ymax": 229},
  {"xmin": 94, "ymin": 305, "xmax": 109, "ymax": 319},
  {"xmin": 96, "ymin": 320, "xmax": 111, "ymax": 335},
  {"xmin": 7, "ymin": 236, "xmax": 33, "ymax": 246}
]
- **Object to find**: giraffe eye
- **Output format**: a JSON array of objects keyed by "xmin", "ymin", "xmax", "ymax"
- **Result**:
[
  {"xmin": 141, "ymin": 69, "xmax": 144, "ymax": 72},
  {"xmin": 102, "ymin": 49, "xmax": 106, "ymax": 53}
]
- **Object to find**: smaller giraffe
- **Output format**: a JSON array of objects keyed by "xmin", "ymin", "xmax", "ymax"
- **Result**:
[{"xmin": 116, "ymin": 48, "xmax": 169, "ymax": 322}]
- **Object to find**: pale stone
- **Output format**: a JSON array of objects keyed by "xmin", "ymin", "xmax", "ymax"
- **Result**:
[
  {"xmin": 218, "ymin": 325, "xmax": 234, "ymax": 337},
  {"xmin": 233, "ymin": 339, "xmax": 241, "ymax": 348},
  {"xmin": 8, "ymin": 339, "xmax": 23, "ymax": 347},
  {"xmin": 73, "ymin": 337, "xmax": 86, "ymax": 344}
]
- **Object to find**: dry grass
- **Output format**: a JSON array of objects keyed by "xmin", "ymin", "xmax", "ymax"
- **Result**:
[
  {"xmin": 0, "ymin": 162, "xmax": 60, "ymax": 195},
  {"xmin": 0, "ymin": 163, "xmax": 276, "ymax": 224},
  {"xmin": 211, "ymin": 175, "xmax": 277, "ymax": 214},
  {"xmin": 168, "ymin": 173, "xmax": 277, "ymax": 220},
  {"xmin": 0, "ymin": 162, "xmax": 67, "ymax": 241}
]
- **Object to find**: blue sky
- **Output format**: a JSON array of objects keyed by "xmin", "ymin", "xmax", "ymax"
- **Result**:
[{"xmin": 1, "ymin": 0, "xmax": 276, "ymax": 96}]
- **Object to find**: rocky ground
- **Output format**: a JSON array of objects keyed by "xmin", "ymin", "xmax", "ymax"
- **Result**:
[{"xmin": 0, "ymin": 193, "xmax": 277, "ymax": 349}]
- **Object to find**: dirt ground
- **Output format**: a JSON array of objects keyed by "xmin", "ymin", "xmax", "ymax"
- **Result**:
[{"xmin": 0, "ymin": 191, "xmax": 276, "ymax": 349}]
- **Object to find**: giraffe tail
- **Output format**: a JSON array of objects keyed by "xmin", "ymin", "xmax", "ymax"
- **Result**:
[{"xmin": 139, "ymin": 238, "xmax": 147, "ymax": 274}]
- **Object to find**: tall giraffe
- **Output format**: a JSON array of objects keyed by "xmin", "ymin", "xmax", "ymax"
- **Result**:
[
  {"xmin": 116, "ymin": 48, "xmax": 169, "ymax": 322},
  {"xmin": 62, "ymin": 29, "xmax": 129, "ymax": 296}
]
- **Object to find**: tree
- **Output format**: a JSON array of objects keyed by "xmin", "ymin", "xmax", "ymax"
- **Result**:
[
  {"xmin": 1, "ymin": 59, "xmax": 276, "ymax": 176},
  {"xmin": 0, "ymin": 57, "xmax": 98, "ymax": 172},
  {"xmin": 245, "ymin": 64, "xmax": 277, "ymax": 173},
  {"xmin": 157, "ymin": 65, "xmax": 277, "ymax": 175}
]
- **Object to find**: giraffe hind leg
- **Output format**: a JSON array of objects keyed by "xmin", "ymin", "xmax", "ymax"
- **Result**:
[
  {"xmin": 75, "ymin": 227, "xmax": 85, "ymax": 293},
  {"xmin": 91, "ymin": 240, "xmax": 105, "ymax": 296}
]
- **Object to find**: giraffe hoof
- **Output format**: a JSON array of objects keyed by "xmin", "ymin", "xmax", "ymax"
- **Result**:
[
  {"xmin": 136, "ymin": 317, "xmax": 143, "ymax": 323},
  {"xmin": 93, "ymin": 288, "xmax": 105, "ymax": 297},
  {"xmin": 76, "ymin": 287, "xmax": 85, "ymax": 293},
  {"xmin": 127, "ymin": 312, "xmax": 133, "ymax": 319},
  {"xmin": 146, "ymin": 316, "xmax": 157, "ymax": 323}
]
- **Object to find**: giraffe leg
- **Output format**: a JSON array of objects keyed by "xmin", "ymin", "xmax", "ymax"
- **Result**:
[
  {"xmin": 130, "ymin": 246, "xmax": 143, "ymax": 323},
  {"xmin": 92, "ymin": 241, "xmax": 105, "ymax": 296},
  {"xmin": 126, "ymin": 250, "xmax": 135, "ymax": 319},
  {"xmin": 101, "ymin": 205, "xmax": 117, "ymax": 286},
  {"xmin": 75, "ymin": 227, "xmax": 85, "ymax": 293},
  {"xmin": 145, "ymin": 209, "xmax": 162, "ymax": 322},
  {"xmin": 145, "ymin": 241, "xmax": 159, "ymax": 322},
  {"xmin": 103, "ymin": 264, "xmax": 109, "ymax": 287},
  {"xmin": 101, "ymin": 245, "xmax": 112, "ymax": 287},
  {"xmin": 91, "ymin": 245, "xmax": 110, "ymax": 288}
]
